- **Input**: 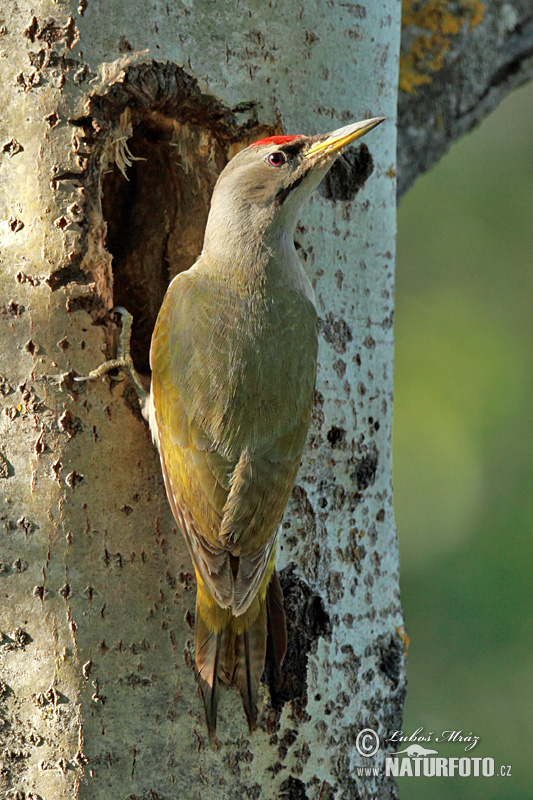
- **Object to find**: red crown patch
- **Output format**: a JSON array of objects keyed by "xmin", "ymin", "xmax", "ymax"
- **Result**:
[{"xmin": 249, "ymin": 134, "xmax": 304, "ymax": 148}]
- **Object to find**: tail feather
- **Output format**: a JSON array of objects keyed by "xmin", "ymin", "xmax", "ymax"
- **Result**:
[
  {"xmin": 195, "ymin": 614, "xmax": 226, "ymax": 737},
  {"xmin": 195, "ymin": 570, "xmax": 285, "ymax": 735},
  {"xmin": 232, "ymin": 602, "xmax": 267, "ymax": 731},
  {"xmin": 265, "ymin": 570, "xmax": 287, "ymax": 689}
]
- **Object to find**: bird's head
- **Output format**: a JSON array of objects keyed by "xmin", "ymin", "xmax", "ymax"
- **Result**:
[{"xmin": 204, "ymin": 116, "xmax": 385, "ymax": 250}]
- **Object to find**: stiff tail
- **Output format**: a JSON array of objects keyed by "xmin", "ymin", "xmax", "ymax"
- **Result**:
[
  {"xmin": 265, "ymin": 570, "xmax": 287, "ymax": 689},
  {"xmin": 195, "ymin": 570, "xmax": 286, "ymax": 736},
  {"xmin": 195, "ymin": 614, "xmax": 225, "ymax": 734}
]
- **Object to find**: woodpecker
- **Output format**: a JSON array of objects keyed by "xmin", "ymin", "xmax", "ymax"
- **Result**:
[{"xmin": 81, "ymin": 116, "xmax": 384, "ymax": 735}]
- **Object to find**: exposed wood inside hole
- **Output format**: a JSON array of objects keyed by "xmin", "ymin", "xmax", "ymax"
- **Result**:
[{"xmin": 101, "ymin": 111, "xmax": 227, "ymax": 373}]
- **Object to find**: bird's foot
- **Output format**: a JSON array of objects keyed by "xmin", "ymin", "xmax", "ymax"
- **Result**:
[{"xmin": 75, "ymin": 307, "xmax": 149, "ymax": 407}]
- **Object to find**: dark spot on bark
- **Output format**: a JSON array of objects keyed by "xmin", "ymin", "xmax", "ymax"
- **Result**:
[
  {"xmin": 277, "ymin": 727, "xmax": 298, "ymax": 760},
  {"xmin": 319, "ymin": 143, "xmax": 374, "ymax": 201},
  {"xmin": 12, "ymin": 558, "xmax": 28, "ymax": 573},
  {"xmin": 0, "ymin": 451, "xmax": 13, "ymax": 479},
  {"xmin": 35, "ymin": 18, "xmax": 71, "ymax": 46},
  {"xmin": 35, "ymin": 430, "xmax": 45, "ymax": 455},
  {"xmin": 367, "ymin": 523, "xmax": 378, "ymax": 546},
  {"xmin": 376, "ymin": 508, "xmax": 385, "ymax": 522},
  {"xmin": 33, "ymin": 585, "xmax": 46, "ymax": 601},
  {"xmin": 15, "ymin": 271, "xmax": 38, "ymax": 286},
  {"xmin": 9, "ymin": 218, "xmax": 24, "ymax": 232},
  {"xmin": 17, "ymin": 517, "xmax": 36, "ymax": 536},
  {"xmin": 2, "ymin": 138, "xmax": 23, "ymax": 156},
  {"xmin": 23, "ymin": 16, "xmax": 39, "ymax": 41},
  {"xmin": 1, "ymin": 301, "xmax": 24, "ymax": 319},
  {"xmin": 54, "ymin": 215, "xmax": 70, "ymax": 231},
  {"xmin": 13, "ymin": 627, "xmax": 31, "ymax": 649},
  {"xmin": 45, "ymin": 110, "xmax": 60, "ymax": 127},
  {"xmin": 290, "ymin": 485, "xmax": 316, "ymax": 538},
  {"xmin": 378, "ymin": 634, "xmax": 403, "ymax": 691},
  {"xmin": 49, "ymin": 169, "xmax": 85, "ymax": 189},
  {"xmin": 65, "ymin": 470, "xmax": 84, "ymax": 488},
  {"xmin": 382, "ymin": 310, "xmax": 394, "ymax": 330},
  {"xmin": 270, "ymin": 566, "xmax": 331, "ymax": 717},
  {"xmin": 279, "ymin": 776, "xmax": 309, "ymax": 800},
  {"xmin": 311, "ymin": 389, "xmax": 325, "ymax": 431},
  {"xmin": 327, "ymin": 571, "xmax": 344, "ymax": 604},
  {"xmin": 66, "ymin": 291, "xmax": 104, "ymax": 315},
  {"xmin": 339, "ymin": 642, "xmax": 362, "ymax": 692},
  {"xmin": 350, "ymin": 445, "xmax": 378, "ymax": 491},
  {"xmin": 25, "ymin": 339, "xmax": 38, "ymax": 356},
  {"xmin": 178, "ymin": 571, "xmax": 195, "ymax": 591},
  {"xmin": 327, "ymin": 425, "xmax": 346, "ymax": 448},
  {"xmin": 314, "ymin": 781, "xmax": 335, "ymax": 800},
  {"xmin": 45, "ymin": 264, "xmax": 89, "ymax": 291},
  {"xmin": 333, "ymin": 358, "xmax": 346, "ymax": 378},
  {"xmin": 29, "ymin": 48, "xmax": 47, "ymax": 69},
  {"xmin": 59, "ymin": 370, "xmax": 80, "ymax": 399},
  {"xmin": 122, "ymin": 381, "xmax": 147, "ymax": 423},
  {"xmin": 0, "ymin": 376, "xmax": 13, "ymax": 396},
  {"xmin": 59, "ymin": 583, "xmax": 71, "ymax": 599},
  {"xmin": 59, "ymin": 409, "xmax": 82, "ymax": 438},
  {"xmin": 318, "ymin": 313, "xmax": 353, "ymax": 354},
  {"xmin": 363, "ymin": 335, "xmax": 375, "ymax": 349},
  {"xmin": 118, "ymin": 36, "xmax": 132, "ymax": 52}
]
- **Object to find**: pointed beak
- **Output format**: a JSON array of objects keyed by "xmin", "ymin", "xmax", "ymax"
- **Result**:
[{"xmin": 305, "ymin": 116, "xmax": 385, "ymax": 160}]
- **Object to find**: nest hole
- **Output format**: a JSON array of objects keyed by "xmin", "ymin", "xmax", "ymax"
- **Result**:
[{"xmin": 101, "ymin": 111, "xmax": 228, "ymax": 373}]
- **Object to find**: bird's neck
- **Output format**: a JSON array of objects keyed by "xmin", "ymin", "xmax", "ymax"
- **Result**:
[{"xmin": 201, "ymin": 201, "xmax": 302, "ymax": 296}]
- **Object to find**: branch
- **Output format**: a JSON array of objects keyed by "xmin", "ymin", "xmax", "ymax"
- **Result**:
[{"xmin": 398, "ymin": 0, "xmax": 533, "ymax": 197}]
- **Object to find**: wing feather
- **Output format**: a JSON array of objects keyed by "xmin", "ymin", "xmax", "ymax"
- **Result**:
[{"xmin": 150, "ymin": 267, "xmax": 317, "ymax": 614}]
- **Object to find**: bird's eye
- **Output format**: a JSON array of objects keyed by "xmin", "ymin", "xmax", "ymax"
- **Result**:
[{"xmin": 267, "ymin": 151, "xmax": 286, "ymax": 167}]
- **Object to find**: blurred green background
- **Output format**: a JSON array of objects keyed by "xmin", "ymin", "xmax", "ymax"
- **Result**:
[{"xmin": 393, "ymin": 79, "xmax": 533, "ymax": 799}]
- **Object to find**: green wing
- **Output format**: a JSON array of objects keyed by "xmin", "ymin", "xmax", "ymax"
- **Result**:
[{"xmin": 150, "ymin": 267, "xmax": 317, "ymax": 614}]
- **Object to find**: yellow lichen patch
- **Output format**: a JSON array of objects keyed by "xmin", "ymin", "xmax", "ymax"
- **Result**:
[
  {"xmin": 396, "ymin": 625, "xmax": 411, "ymax": 654},
  {"xmin": 469, "ymin": 1, "xmax": 484, "ymax": 28},
  {"xmin": 400, "ymin": 0, "xmax": 485, "ymax": 93}
]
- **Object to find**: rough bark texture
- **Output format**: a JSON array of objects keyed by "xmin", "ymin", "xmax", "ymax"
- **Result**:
[
  {"xmin": 398, "ymin": 0, "xmax": 533, "ymax": 196},
  {"xmin": 0, "ymin": 0, "xmax": 412, "ymax": 798}
]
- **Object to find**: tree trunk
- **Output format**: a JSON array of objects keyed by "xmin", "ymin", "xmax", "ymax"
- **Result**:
[
  {"xmin": 1, "ymin": 2, "xmax": 402, "ymax": 798},
  {"xmin": 398, "ymin": 0, "xmax": 533, "ymax": 196}
]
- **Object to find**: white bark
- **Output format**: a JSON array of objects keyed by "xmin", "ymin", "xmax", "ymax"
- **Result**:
[{"xmin": 0, "ymin": 1, "xmax": 403, "ymax": 798}]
